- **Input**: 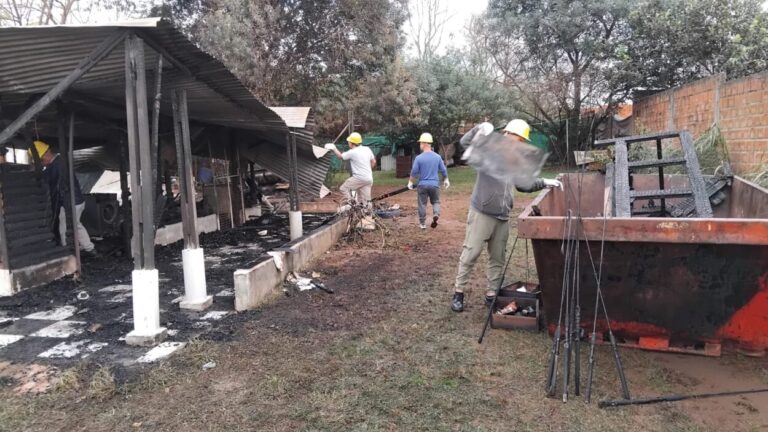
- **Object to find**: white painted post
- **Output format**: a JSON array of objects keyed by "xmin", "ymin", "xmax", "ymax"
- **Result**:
[
  {"xmin": 126, "ymin": 268, "xmax": 166, "ymax": 346},
  {"xmin": 179, "ymin": 248, "xmax": 211, "ymax": 310},
  {"xmin": 289, "ymin": 210, "xmax": 303, "ymax": 240}
]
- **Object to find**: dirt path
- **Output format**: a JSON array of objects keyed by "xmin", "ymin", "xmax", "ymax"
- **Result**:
[{"xmin": 1, "ymin": 185, "xmax": 766, "ymax": 432}]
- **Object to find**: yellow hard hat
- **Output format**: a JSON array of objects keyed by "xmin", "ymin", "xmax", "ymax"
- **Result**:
[
  {"xmin": 503, "ymin": 119, "xmax": 531, "ymax": 142},
  {"xmin": 346, "ymin": 132, "xmax": 363, "ymax": 145},
  {"xmin": 28, "ymin": 140, "xmax": 50, "ymax": 159},
  {"xmin": 418, "ymin": 132, "xmax": 433, "ymax": 144}
]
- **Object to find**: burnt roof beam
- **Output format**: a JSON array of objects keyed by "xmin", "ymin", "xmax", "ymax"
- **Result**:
[{"xmin": 0, "ymin": 29, "xmax": 129, "ymax": 147}]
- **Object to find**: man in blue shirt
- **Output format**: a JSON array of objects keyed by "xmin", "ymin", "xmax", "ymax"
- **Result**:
[{"xmin": 408, "ymin": 133, "xmax": 449, "ymax": 229}]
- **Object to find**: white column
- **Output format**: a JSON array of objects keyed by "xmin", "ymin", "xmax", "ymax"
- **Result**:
[
  {"xmin": 126, "ymin": 269, "xmax": 167, "ymax": 346},
  {"xmin": 289, "ymin": 210, "xmax": 303, "ymax": 240},
  {"xmin": 179, "ymin": 248, "xmax": 213, "ymax": 311}
]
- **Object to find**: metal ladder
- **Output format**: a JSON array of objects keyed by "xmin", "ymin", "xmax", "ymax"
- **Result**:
[{"xmin": 594, "ymin": 131, "xmax": 713, "ymax": 218}]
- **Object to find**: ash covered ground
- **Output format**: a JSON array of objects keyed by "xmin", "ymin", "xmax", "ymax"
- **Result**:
[{"xmin": 0, "ymin": 213, "xmax": 336, "ymax": 383}]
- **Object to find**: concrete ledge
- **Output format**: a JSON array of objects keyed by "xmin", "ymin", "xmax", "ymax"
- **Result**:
[
  {"xmin": 234, "ymin": 217, "xmax": 347, "ymax": 311},
  {"xmin": 155, "ymin": 214, "xmax": 219, "ymax": 246},
  {"xmin": 0, "ymin": 255, "xmax": 77, "ymax": 297},
  {"xmin": 299, "ymin": 201, "xmax": 341, "ymax": 214}
]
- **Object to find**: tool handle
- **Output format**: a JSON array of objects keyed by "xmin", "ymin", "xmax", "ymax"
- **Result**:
[
  {"xmin": 545, "ymin": 325, "xmax": 562, "ymax": 395},
  {"xmin": 599, "ymin": 388, "xmax": 768, "ymax": 408},
  {"xmin": 585, "ymin": 332, "xmax": 598, "ymax": 403},
  {"xmin": 608, "ymin": 331, "xmax": 631, "ymax": 400}
]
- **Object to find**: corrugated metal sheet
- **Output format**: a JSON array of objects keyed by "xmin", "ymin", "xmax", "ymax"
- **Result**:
[
  {"xmin": 240, "ymin": 109, "xmax": 331, "ymax": 198},
  {"xmin": 269, "ymin": 107, "xmax": 312, "ymax": 128},
  {"xmin": 0, "ymin": 19, "xmax": 331, "ymax": 197}
]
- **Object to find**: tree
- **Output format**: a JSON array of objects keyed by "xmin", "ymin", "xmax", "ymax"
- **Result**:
[
  {"xmin": 405, "ymin": 50, "xmax": 518, "ymax": 162},
  {"xmin": 407, "ymin": 0, "xmax": 450, "ymax": 62},
  {"xmin": 171, "ymin": 0, "xmax": 411, "ymax": 137},
  {"xmin": 475, "ymin": 0, "xmax": 633, "ymax": 162},
  {"xmin": 627, "ymin": 0, "xmax": 768, "ymax": 89},
  {"xmin": 0, "ymin": 0, "xmax": 140, "ymax": 26}
]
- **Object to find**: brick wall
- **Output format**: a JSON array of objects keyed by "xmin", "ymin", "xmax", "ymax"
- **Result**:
[{"xmin": 633, "ymin": 72, "xmax": 768, "ymax": 175}]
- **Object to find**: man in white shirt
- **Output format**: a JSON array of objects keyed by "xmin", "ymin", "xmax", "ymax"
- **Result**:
[{"xmin": 325, "ymin": 132, "xmax": 376, "ymax": 207}]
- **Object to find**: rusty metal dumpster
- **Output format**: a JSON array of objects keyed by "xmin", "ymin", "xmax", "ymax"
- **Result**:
[{"xmin": 518, "ymin": 173, "xmax": 768, "ymax": 355}]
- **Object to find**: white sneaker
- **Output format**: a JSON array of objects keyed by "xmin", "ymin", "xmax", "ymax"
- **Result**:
[{"xmin": 419, "ymin": 223, "xmax": 426, "ymax": 229}]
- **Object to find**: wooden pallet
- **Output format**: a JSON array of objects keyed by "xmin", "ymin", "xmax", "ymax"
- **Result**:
[{"xmin": 591, "ymin": 333, "xmax": 722, "ymax": 357}]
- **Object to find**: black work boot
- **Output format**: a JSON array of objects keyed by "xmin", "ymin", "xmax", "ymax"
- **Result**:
[
  {"xmin": 451, "ymin": 292, "xmax": 465, "ymax": 313},
  {"xmin": 431, "ymin": 215, "xmax": 439, "ymax": 228},
  {"xmin": 485, "ymin": 293, "xmax": 496, "ymax": 307}
]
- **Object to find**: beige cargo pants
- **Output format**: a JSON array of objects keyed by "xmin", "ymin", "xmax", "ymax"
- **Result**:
[
  {"xmin": 340, "ymin": 176, "xmax": 373, "ymax": 207},
  {"xmin": 454, "ymin": 207, "xmax": 510, "ymax": 293}
]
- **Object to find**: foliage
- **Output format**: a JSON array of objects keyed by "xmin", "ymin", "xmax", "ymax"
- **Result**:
[
  {"xmin": 0, "ymin": 0, "xmax": 139, "ymax": 26},
  {"xmin": 474, "ymin": 0, "xmax": 634, "ymax": 162},
  {"xmin": 403, "ymin": 50, "xmax": 519, "ymax": 157},
  {"xmin": 627, "ymin": 0, "xmax": 768, "ymax": 89},
  {"xmin": 162, "ymin": 0, "xmax": 412, "ymax": 138}
]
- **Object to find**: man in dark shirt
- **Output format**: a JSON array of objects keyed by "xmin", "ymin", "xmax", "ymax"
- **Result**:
[
  {"xmin": 30, "ymin": 140, "xmax": 95, "ymax": 255},
  {"xmin": 450, "ymin": 120, "xmax": 561, "ymax": 313}
]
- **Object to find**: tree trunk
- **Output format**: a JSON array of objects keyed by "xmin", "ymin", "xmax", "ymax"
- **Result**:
[{"xmin": 569, "ymin": 66, "xmax": 583, "ymax": 166}]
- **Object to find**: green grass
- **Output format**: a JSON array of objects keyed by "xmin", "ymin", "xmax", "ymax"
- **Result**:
[{"xmin": 329, "ymin": 165, "xmax": 563, "ymax": 192}]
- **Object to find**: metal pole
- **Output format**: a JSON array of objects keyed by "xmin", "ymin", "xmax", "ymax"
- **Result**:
[
  {"xmin": 223, "ymin": 142, "xmax": 234, "ymax": 229},
  {"xmin": 207, "ymin": 139, "xmax": 220, "ymax": 230},
  {"xmin": 235, "ymin": 143, "xmax": 246, "ymax": 224},
  {"xmin": 67, "ymin": 112, "xmax": 81, "ymax": 275}
]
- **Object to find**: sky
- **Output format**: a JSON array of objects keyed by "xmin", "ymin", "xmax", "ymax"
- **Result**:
[{"xmin": 403, "ymin": 0, "xmax": 489, "ymax": 57}]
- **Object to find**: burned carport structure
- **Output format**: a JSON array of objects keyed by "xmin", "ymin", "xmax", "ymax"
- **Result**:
[{"xmin": 0, "ymin": 19, "xmax": 330, "ymax": 345}]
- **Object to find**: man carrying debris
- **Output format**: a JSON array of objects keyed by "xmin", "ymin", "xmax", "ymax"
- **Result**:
[
  {"xmin": 325, "ymin": 132, "xmax": 376, "ymax": 208},
  {"xmin": 29, "ymin": 140, "xmax": 97, "ymax": 257},
  {"xmin": 408, "ymin": 132, "xmax": 449, "ymax": 229},
  {"xmin": 450, "ymin": 120, "xmax": 561, "ymax": 312}
]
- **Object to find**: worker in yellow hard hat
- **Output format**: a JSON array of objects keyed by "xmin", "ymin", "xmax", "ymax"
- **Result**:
[
  {"xmin": 29, "ymin": 140, "xmax": 97, "ymax": 257},
  {"xmin": 325, "ymin": 132, "xmax": 376, "ymax": 208},
  {"xmin": 450, "ymin": 119, "xmax": 562, "ymax": 313},
  {"xmin": 408, "ymin": 132, "xmax": 449, "ymax": 229}
]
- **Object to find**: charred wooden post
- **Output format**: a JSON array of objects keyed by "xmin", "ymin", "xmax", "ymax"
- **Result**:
[
  {"xmin": 172, "ymin": 88, "xmax": 212, "ymax": 311},
  {"xmin": 124, "ymin": 33, "xmax": 166, "ymax": 346},
  {"xmin": 118, "ymin": 137, "xmax": 131, "ymax": 255}
]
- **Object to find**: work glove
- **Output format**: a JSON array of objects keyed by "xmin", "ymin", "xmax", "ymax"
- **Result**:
[
  {"xmin": 324, "ymin": 143, "xmax": 336, "ymax": 150},
  {"xmin": 543, "ymin": 178, "xmax": 563, "ymax": 190},
  {"xmin": 443, "ymin": 178, "xmax": 450, "ymax": 189},
  {"xmin": 407, "ymin": 181, "xmax": 414, "ymax": 190}
]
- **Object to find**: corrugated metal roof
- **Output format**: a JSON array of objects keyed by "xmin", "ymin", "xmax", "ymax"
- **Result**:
[
  {"xmin": 240, "ymin": 109, "xmax": 331, "ymax": 198},
  {"xmin": 0, "ymin": 19, "xmax": 331, "ymax": 197},
  {"xmin": 269, "ymin": 107, "xmax": 312, "ymax": 128}
]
